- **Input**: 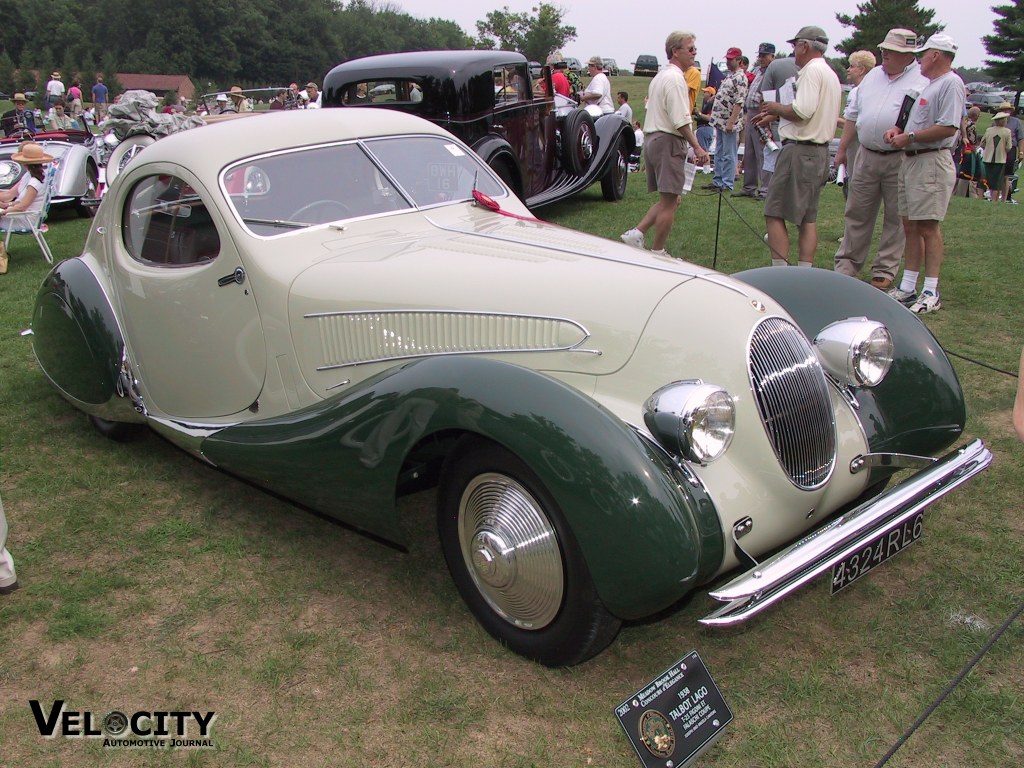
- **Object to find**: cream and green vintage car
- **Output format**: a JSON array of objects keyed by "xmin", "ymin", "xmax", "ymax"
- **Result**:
[{"xmin": 31, "ymin": 109, "xmax": 991, "ymax": 666}]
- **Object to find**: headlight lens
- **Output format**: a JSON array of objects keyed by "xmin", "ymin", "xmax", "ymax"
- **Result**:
[
  {"xmin": 644, "ymin": 382, "xmax": 735, "ymax": 463},
  {"xmin": 814, "ymin": 318, "xmax": 893, "ymax": 387}
]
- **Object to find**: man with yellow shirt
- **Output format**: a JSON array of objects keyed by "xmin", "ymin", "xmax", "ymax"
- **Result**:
[{"xmin": 755, "ymin": 25, "xmax": 841, "ymax": 266}]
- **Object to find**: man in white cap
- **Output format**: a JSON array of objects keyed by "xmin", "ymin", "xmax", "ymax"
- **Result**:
[
  {"xmin": 755, "ymin": 25, "xmax": 841, "ymax": 266},
  {"xmin": 883, "ymin": 33, "xmax": 965, "ymax": 314},
  {"xmin": 834, "ymin": 28, "xmax": 928, "ymax": 290}
]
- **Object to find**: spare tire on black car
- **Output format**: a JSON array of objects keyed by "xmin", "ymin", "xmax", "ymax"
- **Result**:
[{"xmin": 561, "ymin": 110, "xmax": 596, "ymax": 176}]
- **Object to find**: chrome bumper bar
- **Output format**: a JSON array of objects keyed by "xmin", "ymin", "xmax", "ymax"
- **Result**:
[{"xmin": 700, "ymin": 438, "xmax": 992, "ymax": 626}]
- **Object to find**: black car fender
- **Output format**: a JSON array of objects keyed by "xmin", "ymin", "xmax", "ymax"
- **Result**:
[
  {"xmin": 31, "ymin": 257, "xmax": 143, "ymax": 423},
  {"xmin": 470, "ymin": 135, "xmax": 523, "ymax": 195},
  {"xmin": 733, "ymin": 267, "xmax": 965, "ymax": 457}
]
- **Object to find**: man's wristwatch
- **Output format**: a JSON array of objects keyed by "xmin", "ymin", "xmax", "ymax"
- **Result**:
[{"xmin": 908, "ymin": 131, "xmax": 916, "ymax": 145}]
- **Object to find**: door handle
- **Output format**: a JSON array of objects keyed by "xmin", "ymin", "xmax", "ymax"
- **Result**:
[{"xmin": 218, "ymin": 267, "xmax": 245, "ymax": 287}]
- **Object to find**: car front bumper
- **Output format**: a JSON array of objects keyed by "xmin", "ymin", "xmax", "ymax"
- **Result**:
[{"xmin": 700, "ymin": 438, "xmax": 992, "ymax": 626}]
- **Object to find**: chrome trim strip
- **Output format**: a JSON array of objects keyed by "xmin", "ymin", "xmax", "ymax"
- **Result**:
[
  {"xmin": 699, "ymin": 438, "xmax": 992, "ymax": 626},
  {"xmin": 305, "ymin": 309, "xmax": 597, "ymax": 370}
]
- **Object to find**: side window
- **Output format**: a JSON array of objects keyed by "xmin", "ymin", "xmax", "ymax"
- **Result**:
[
  {"xmin": 494, "ymin": 65, "xmax": 529, "ymax": 104},
  {"xmin": 122, "ymin": 174, "xmax": 221, "ymax": 267}
]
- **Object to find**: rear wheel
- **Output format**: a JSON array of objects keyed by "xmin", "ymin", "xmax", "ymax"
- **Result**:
[
  {"xmin": 438, "ymin": 439, "xmax": 620, "ymax": 666},
  {"xmin": 88, "ymin": 415, "xmax": 146, "ymax": 442},
  {"xmin": 601, "ymin": 134, "xmax": 629, "ymax": 201},
  {"xmin": 560, "ymin": 110, "xmax": 596, "ymax": 176}
]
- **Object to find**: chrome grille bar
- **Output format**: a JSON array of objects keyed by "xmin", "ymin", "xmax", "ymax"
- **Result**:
[{"xmin": 749, "ymin": 317, "xmax": 836, "ymax": 489}]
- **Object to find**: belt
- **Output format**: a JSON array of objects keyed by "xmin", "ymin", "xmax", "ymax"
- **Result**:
[
  {"xmin": 904, "ymin": 147, "xmax": 942, "ymax": 157},
  {"xmin": 782, "ymin": 139, "xmax": 827, "ymax": 146},
  {"xmin": 862, "ymin": 146, "xmax": 899, "ymax": 155}
]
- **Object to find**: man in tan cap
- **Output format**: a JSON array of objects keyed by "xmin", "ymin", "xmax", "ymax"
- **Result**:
[
  {"xmin": 45, "ymin": 71, "xmax": 65, "ymax": 111},
  {"xmin": 883, "ymin": 33, "xmax": 965, "ymax": 314},
  {"xmin": 1, "ymin": 94, "xmax": 37, "ymax": 136},
  {"xmin": 994, "ymin": 100, "xmax": 1023, "ymax": 203},
  {"xmin": 834, "ymin": 28, "xmax": 928, "ymax": 290}
]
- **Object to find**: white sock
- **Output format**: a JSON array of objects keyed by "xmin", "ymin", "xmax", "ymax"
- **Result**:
[
  {"xmin": 797, "ymin": 261, "xmax": 813, "ymax": 267},
  {"xmin": 771, "ymin": 257, "xmax": 789, "ymax": 267},
  {"xmin": 922, "ymin": 277, "xmax": 939, "ymax": 295},
  {"xmin": 899, "ymin": 270, "xmax": 919, "ymax": 293}
]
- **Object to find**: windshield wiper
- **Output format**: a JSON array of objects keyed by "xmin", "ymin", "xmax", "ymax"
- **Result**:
[{"xmin": 240, "ymin": 217, "xmax": 307, "ymax": 229}]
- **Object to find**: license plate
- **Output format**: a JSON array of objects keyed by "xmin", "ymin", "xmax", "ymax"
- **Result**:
[{"xmin": 830, "ymin": 512, "xmax": 924, "ymax": 594}]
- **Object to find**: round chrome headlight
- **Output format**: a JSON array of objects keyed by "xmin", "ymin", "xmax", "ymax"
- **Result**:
[
  {"xmin": 814, "ymin": 318, "xmax": 893, "ymax": 387},
  {"xmin": 644, "ymin": 382, "xmax": 735, "ymax": 464}
]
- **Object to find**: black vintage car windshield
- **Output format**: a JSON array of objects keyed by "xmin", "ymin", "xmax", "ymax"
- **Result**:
[{"xmin": 222, "ymin": 135, "xmax": 506, "ymax": 237}]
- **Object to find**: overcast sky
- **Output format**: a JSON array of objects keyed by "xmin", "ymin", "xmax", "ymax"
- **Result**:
[{"xmin": 393, "ymin": 0, "xmax": 997, "ymax": 72}]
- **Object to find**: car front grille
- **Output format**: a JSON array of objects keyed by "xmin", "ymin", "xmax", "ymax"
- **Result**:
[{"xmin": 748, "ymin": 317, "xmax": 836, "ymax": 490}]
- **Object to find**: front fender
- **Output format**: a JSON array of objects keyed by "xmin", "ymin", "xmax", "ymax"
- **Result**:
[
  {"xmin": 733, "ymin": 267, "xmax": 965, "ymax": 456},
  {"xmin": 200, "ymin": 357, "xmax": 723, "ymax": 620}
]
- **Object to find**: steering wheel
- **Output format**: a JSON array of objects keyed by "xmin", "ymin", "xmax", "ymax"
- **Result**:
[{"xmin": 290, "ymin": 199, "xmax": 352, "ymax": 224}]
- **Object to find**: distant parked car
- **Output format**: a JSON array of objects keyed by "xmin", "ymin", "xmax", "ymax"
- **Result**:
[
  {"xmin": 564, "ymin": 56, "xmax": 583, "ymax": 73},
  {"xmin": 602, "ymin": 58, "xmax": 619, "ymax": 76},
  {"xmin": 322, "ymin": 50, "xmax": 634, "ymax": 209},
  {"xmin": 633, "ymin": 55, "xmax": 658, "ymax": 77},
  {"xmin": 969, "ymin": 91, "xmax": 1020, "ymax": 113}
]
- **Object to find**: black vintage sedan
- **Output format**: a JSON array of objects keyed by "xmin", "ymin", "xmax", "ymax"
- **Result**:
[{"xmin": 322, "ymin": 50, "xmax": 634, "ymax": 208}]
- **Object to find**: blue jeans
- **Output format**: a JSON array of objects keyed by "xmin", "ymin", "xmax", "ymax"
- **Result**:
[
  {"xmin": 713, "ymin": 128, "xmax": 738, "ymax": 189},
  {"xmin": 696, "ymin": 125, "xmax": 713, "ymax": 152}
]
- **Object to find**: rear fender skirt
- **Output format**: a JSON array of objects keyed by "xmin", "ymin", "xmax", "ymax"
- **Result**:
[
  {"xmin": 31, "ymin": 257, "xmax": 143, "ymax": 423},
  {"xmin": 733, "ymin": 267, "xmax": 965, "ymax": 457},
  {"xmin": 200, "ymin": 356, "xmax": 723, "ymax": 620}
]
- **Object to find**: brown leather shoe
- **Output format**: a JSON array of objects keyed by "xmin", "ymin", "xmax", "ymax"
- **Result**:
[{"xmin": 870, "ymin": 276, "xmax": 893, "ymax": 291}]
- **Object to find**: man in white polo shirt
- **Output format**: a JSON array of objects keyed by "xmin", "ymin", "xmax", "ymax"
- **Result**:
[{"xmin": 883, "ymin": 33, "xmax": 965, "ymax": 314}]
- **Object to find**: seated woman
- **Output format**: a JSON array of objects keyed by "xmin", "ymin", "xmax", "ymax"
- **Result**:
[
  {"xmin": 46, "ymin": 99, "xmax": 77, "ymax": 131},
  {"xmin": 0, "ymin": 142, "xmax": 54, "ymax": 274}
]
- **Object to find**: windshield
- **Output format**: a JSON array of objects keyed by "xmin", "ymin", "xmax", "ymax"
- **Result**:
[{"xmin": 222, "ymin": 135, "xmax": 506, "ymax": 237}]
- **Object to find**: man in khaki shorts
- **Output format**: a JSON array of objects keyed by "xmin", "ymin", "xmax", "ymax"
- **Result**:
[
  {"xmin": 755, "ymin": 25, "xmax": 841, "ymax": 266},
  {"xmin": 620, "ymin": 31, "xmax": 709, "ymax": 256},
  {"xmin": 883, "ymin": 33, "xmax": 965, "ymax": 314}
]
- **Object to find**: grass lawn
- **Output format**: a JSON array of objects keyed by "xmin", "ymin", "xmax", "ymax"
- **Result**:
[{"xmin": 0, "ymin": 141, "xmax": 1021, "ymax": 767}]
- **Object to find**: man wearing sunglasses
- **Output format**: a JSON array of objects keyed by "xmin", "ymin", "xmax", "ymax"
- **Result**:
[{"xmin": 620, "ymin": 32, "xmax": 709, "ymax": 255}]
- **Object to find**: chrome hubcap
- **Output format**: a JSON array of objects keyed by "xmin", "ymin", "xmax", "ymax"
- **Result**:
[{"xmin": 458, "ymin": 473, "xmax": 563, "ymax": 629}]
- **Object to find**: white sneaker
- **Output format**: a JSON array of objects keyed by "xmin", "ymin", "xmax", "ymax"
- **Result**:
[
  {"xmin": 887, "ymin": 287, "xmax": 917, "ymax": 306},
  {"xmin": 650, "ymin": 248, "xmax": 670, "ymax": 256},
  {"xmin": 620, "ymin": 228, "xmax": 645, "ymax": 249},
  {"xmin": 909, "ymin": 291, "xmax": 942, "ymax": 314}
]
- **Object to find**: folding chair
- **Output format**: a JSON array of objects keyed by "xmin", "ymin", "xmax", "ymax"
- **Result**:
[{"xmin": 2, "ymin": 162, "xmax": 57, "ymax": 264}]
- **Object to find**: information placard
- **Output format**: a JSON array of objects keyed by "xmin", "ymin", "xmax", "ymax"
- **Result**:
[{"xmin": 615, "ymin": 651, "xmax": 732, "ymax": 768}]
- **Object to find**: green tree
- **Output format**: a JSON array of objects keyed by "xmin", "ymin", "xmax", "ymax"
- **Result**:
[
  {"xmin": 984, "ymin": 1, "xmax": 1024, "ymax": 93},
  {"xmin": 475, "ymin": 3, "xmax": 576, "ymax": 62},
  {"xmin": 834, "ymin": 0, "xmax": 942, "ymax": 61},
  {"xmin": 0, "ymin": 52, "xmax": 15, "ymax": 95}
]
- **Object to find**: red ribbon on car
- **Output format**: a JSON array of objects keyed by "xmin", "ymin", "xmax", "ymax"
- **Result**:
[{"xmin": 472, "ymin": 190, "xmax": 544, "ymax": 222}]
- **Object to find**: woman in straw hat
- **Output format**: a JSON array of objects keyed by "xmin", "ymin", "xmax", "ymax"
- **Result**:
[{"xmin": 0, "ymin": 141, "xmax": 55, "ymax": 273}]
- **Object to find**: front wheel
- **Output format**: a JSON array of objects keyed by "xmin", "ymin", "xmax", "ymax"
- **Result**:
[
  {"xmin": 105, "ymin": 134, "xmax": 156, "ymax": 184},
  {"xmin": 601, "ymin": 134, "xmax": 629, "ymax": 201},
  {"xmin": 438, "ymin": 439, "xmax": 620, "ymax": 666}
]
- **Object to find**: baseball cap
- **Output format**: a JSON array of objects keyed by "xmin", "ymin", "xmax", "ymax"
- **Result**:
[
  {"xmin": 998, "ymin": 101, "xmax": 1014, "ymax": 111},
  {"xmin": 758, "ymin": 43, "xmax": 776, "ymax": 55},
  {"xmin": 994, "ymin": 112, "xmax": 1011, "ymax": 120},
  {"xmin": 702, "ymin": 86, "xmax": 716, "ymax": 95},
  {"xmin": 878, "ymin": 28, "xmax": 918, "ymax": 53},
  {"xmin": 914, "ymin": 33, "xmax": 957, "ymax": 54},
  {"xmin": 786, "ymin": 26, "xmax": 829, "ymax": 45},
  {"xmin": 725, "ymin": 47, "xmax": 742, "ymax": 60},
  {"xmin": 306, "ymin": 82, "xmax": 318, "ymax": 89}
]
